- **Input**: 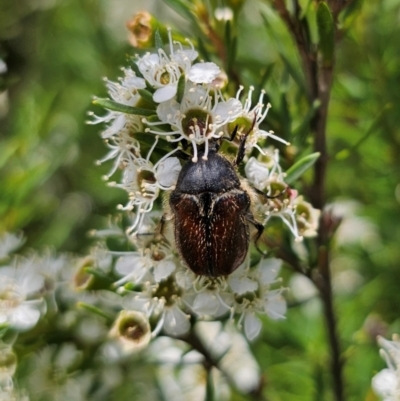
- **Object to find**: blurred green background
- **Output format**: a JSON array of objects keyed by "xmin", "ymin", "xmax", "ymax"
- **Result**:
[{"xmin": 1, "ymin": 0, "xmax": 399, "ymax": 400}]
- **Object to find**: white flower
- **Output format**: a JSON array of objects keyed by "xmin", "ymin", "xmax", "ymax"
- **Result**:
[
  {"xmin": 245, "ymin": 151, "xmax": 284, "ymax": 193},
  {"xmin": 293, "ymin": 196, "xmax": 321, "ymax": 237},
  {"xmin": 114, "ymin": 236, "xmax": 176, "ymax": 286},
  {"xmin": 373, "ymin": 369, "xmax": 399, "ymax": 401},
  {"xmin": 136, "ymin": 31, "xmax": 220, "ymax": 103},
  {"xmin": 114, "ymin": 241, "xmax": 177, "ymax": 286},
  {"xmin": 0, "ymin": 233, "xmax": 25, "ymax": 260},
  {"xmin": 109, "ymin": 137, "xmax": 181, "ymax": 233},
  {"xmin": 185, "ymin": 277, "xmax": 233, "ymax": 318},
  {"xmin": 232, "ymin": 86, "xmax": 289, "ymax": 154},
  {"xmin": 96, "ymin": 120, "xmax": 142, "ymax": 179},
  {"xmin": 154, "ymin": 156, "xmax": 182, "ymax": 188},
  {"xmin": 0, "ymin": 260, "xmax": 45, "ymax": 331},
  {"xmin": 89, "ymin": 67, "xmax": 145, "ymax": 138},
  {"xmin": 148, "ymin": 82, "xmax": 242, "ymax": 161},
  {"xmin": 27, "ymin": 345, "xmax": 92, "ymax": 401},
  {"xmin": 228, "ymin": 258, "xmax": 286, "ymax": 341},
  {"xmin": 188, "ymin": 62, "xmax": 220, "ymax": 84},
  {"xmin": 122, "ymin": 281, "xmax": 190, "ymax": 337},
  {"xmin": 245, "ymin": 151, "xmax": 303, "ymax": 241},
  {"xmin": 162, "ymin": 305, "xmax": 191, "ymax": 336},
  {"xmin": 244, "ymin": 157, "xmax": 273, "ymax": 189},
  {"xmin": 137, "ymin": 30, "xmax": 198, "ymax": 103},
  {"xmin": 372, "ymin": 335, "xmax": 400, "ymax": 401},
  {"xmin": 113, "ymin": 240, "xmax": 190, "ymax": 337},
  {"xmin": 115, "ymin": 252, "xmax": 153, "ymax": 286}
]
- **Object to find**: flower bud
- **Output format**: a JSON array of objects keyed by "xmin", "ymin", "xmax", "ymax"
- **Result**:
[
  {"xmin": 0, "ymin": 344, "xmax": 17, "ymax": 379},
  {"xmin": 127, "ymin": 12, "xmax": 158, "ymax": 48}
]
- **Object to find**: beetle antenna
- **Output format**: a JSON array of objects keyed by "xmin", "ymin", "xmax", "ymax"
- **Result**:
[{"xmin": 246, "ymin": 213, "xmax": 268, "ymax": 256}]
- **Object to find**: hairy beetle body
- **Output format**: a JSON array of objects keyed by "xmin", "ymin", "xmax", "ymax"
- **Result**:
[{"xmin": 170, "ymin": 149, "xmax": 251, "ymax": 277}]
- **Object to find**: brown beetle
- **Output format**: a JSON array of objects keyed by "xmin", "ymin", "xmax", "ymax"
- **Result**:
[{"xmin": 169, "ymin": 138, "xmax": 263, "ymax": 277}]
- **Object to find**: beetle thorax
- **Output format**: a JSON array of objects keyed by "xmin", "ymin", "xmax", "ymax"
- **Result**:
[{"xmin": 173, "ymin": 150, "xmax": 240, "ymax": 194}]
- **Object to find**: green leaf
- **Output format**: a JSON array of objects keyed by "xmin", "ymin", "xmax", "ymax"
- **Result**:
[
  {"xmin": 155, "ymin": 29, "xmax": 164, "ymax": 50},
  {"xmin": 205, "ymin": 369, "xmax": 215, "ymax": 401},
  {"xmin": 340, "ymin": 0, "xmax": 363, "ymax": 28},
  {"xmin": 137, "ymin": 89, "xmax": 156, "ymax": 106},
  {"xmin": 317, "ymin": 2, "xmax": 335, "ymax": 67},
  {"xmin": 224, "ymin": 20, "xmax": 236, "ymax": 70},
  {"xmin": 92, "ymin": 98, "xmax": 155, "ymax": 116},
  {"xmin": 279, "ymin": 91, "xmax": 291, "ymax": 139},
  {"xmin": 335, "ymin": 103, "xmax": 391, "ymax": 160},
  {"xmin": 279, "ymin": 51, "xmax": 307, "ymax": 93},
  {"xmin": 128, "ymin": 57, "xmax": 144, "ymax": 78},
  {"xmin": 83, "ymin": 267, "xmax": 113, "ymax": 282},
  {"xmin": 77, "ymin": 302, "xmax": 114, "ymax": 321},
  {"xmin": 285, "ymin": 152, "xmax": 320, "ymax": 184},
  {"xmin": 228, "ymin": 36, "xmax": 237, "ymax": 71},
  {"xmin": 293, "ymin": 99, "xmax": 321, "ymax": 144},
  {"xmin": 135, "ymin": 133, "xmax": 171, "ymax": 152},
  {"xmin": 177, "ymin": 74, "xmax": 185, "ymax": 103},
  {"xmin": 197, "ymin": 36, "xmax": 211, "ymax": 61},
  {"xmin": 162, "ymin": 0, "xmax": 197, "ymax": 27},
  {"xmin": 258, "ymin": 64, "xmax": 274, "ymax": 91},
  {"xmin": 0, "ymin": 323, "xmax": 10, "ymax": 339}
]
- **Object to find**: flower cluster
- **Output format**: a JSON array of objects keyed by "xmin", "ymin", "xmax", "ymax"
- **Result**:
[
  {"xmin": 0, "ymin": 233, "xmax": 78, "ymax": 401},
  {"xmin": 0, "ymin": 233, "xmax": 46, "ymax": 332},
  {"xmin": 89, "ymin": 30, "xmax": 320, "ymax": 342},
  {"xmin": 372, "ymin": 335, "xmax": 400, "ymax": 401},
  {"xmin": 109, "ymin": 234, "xmax": 286, "ymax": 340}
]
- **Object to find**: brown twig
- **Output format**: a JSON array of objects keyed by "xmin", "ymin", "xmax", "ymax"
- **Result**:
[{"xmin": 272, "ymin": 1, "xmax": 345, "ymax": 400}]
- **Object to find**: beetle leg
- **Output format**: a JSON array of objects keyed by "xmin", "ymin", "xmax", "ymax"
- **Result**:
[
  {"xmin": 157, "ymin": 213, "xmax": 173, "ymax": 240},
  {"xmin": 137, "ymin": 214, "xmax": 173, "ymax": 240},
  {"xmin": 234, "ymin": 117, "xmax": 257, "ymax": 166},
  {"xmin": 246, "ymin": 213, "xmax": 267, "ymax": 256},
  {"xmin": 229, "ymin": 125, "xmax": 239, "ymax": 141},
  {"xmin": 234, "ymin": 133, "xmax": 247, "ymax": 166},
  {"xmin": 253, "ymin": 186, "xmax": 287, "ymax": 200}
]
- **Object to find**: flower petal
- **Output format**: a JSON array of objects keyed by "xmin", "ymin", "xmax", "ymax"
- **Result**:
[
  {"xmin": 153, "ymin": 84, "xmax": 178, "ymax": 103},
  {"xmin": 188, "ymin": 62, "xmax": 220, "ymax": 84},
  {"xmin": 163, "ymin": 306, "xmax": 190, "ymax": 336},
  {"xmin": 264, "ymin": 291, "xmax": 287, "ymax": 319},
  {"xmin": 228, "ymin": 275, "xmax": 258, "ymax": 295},
  {"xmin": 372, "ymin": 368, "xmax": 397, "ymax": 398},
  {"xmin": 154, "ymin": 260, "xmax": 176, "ymax": 282},
  {"xmin": 11, "ymin": 303, "xmax": 41, "ymax": 331},
  {"xmin": 157, "ymin": 98, "xmax": 180, "ymax": 125},
  {"xmin": 214, "ymin": 98, "xmax": 242, "ymax": 122},
  {"xmin": 258, "ymin": 258, "xmax": 282, "ymax": 284},
  {"xmin": 245, "ymin": 157, "xmax": 270, "ymax": 189},
  {"xmin": 244, "ymin": 312, "xmax": 262, "ymax": 341},
  {"xmin": 155, "ymin": 157, "xmax": 182, "ymax": 188},
  {"xmin": 115, "ymin": 254, "xmax": 145, "ymax": 276},
  {"xmin": 192, "ymin": 292, "xmax": 221, "ymax": 316}
]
